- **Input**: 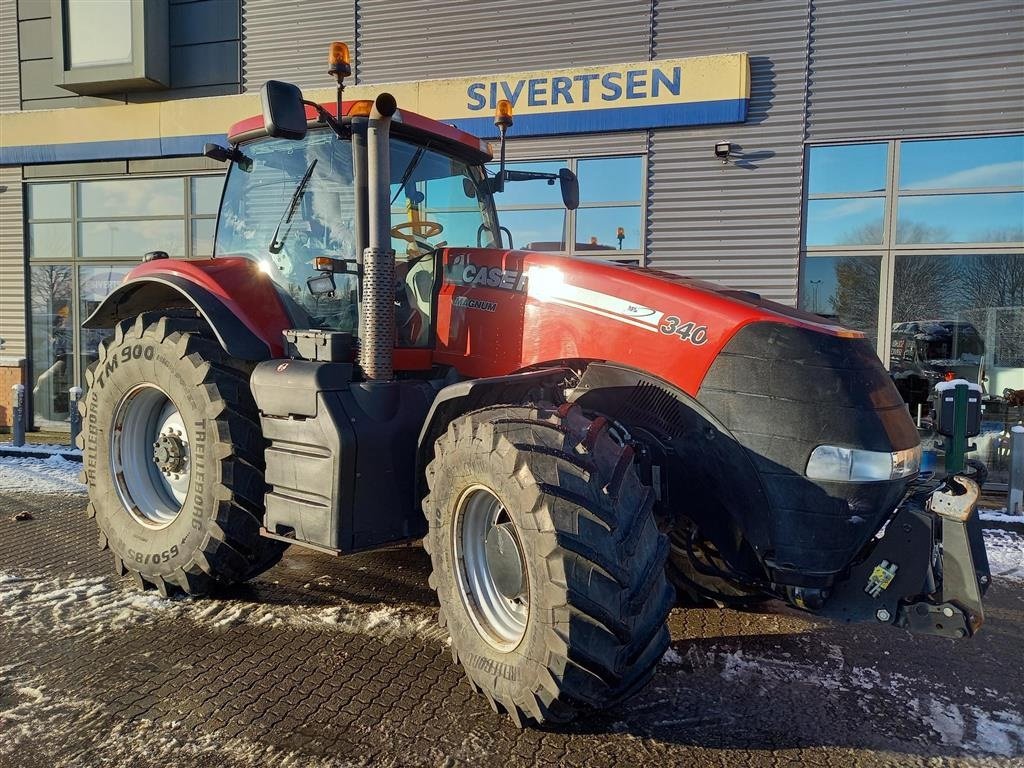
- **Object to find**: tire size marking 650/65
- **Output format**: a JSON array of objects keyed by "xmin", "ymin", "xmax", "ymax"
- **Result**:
[{"xmin": 659, "ymin": 316, "xmax": 709, "ymax": 345}]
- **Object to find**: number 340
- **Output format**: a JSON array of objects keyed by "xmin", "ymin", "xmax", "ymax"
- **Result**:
[{"xmin": 659, "ymin": 316, "xmax": 708, "ymax": 345}]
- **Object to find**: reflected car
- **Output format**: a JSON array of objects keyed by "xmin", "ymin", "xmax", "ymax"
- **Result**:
[{"xmin": 890, "ymin": 320, "xmax": 984, "ymax": 407}]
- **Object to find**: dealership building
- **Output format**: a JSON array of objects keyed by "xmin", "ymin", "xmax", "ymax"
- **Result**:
[{"xmin": 0, "ymin": 0, "xmax": 1022, "ymax": 478}]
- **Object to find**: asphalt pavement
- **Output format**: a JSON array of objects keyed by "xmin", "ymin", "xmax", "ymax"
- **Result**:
[{"xmin": 1, "ymin": 490, "xmax": 1022, "ymax": 767}]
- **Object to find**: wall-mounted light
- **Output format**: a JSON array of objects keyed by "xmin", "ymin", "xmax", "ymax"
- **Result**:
[{"xmin": 714, "ymin": 141, "xmax": 732, "ymax": 163}]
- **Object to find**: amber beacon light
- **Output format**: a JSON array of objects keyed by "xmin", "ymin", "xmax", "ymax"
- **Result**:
[
  {"xmin": 328, "ymin": 42, "xmax": 352, "ymax": 79},
  {"xmin": 494, "ymin": 98, "xmax": 514, "ymax": 129}
]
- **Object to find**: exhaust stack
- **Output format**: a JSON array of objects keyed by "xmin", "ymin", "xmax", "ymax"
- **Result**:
[{"xmin": 360, "ymin": 93, "xmax": 398, "ymax": 382}]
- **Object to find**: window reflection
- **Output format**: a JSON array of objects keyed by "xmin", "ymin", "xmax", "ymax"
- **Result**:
[
  {"xmin": 896, "ymin": 193, "xmax": 1024, "ymax": 243},
  {"xmin": 79, "ymin": 220, "xmax": 185, "ymax": 258},
  {"xmin": 190, "ymin": 176, "xmax": 223, "ymax": 216},
  {"xmin": 79, "ymin": 265, "xmax": 133, "ymax": 386},
  {"xmin": 28, "ymin": 183, "xmax": 71, "ymax": 220},
  {"xmin": 577, "ymin": 157, "xmax": 643, "ymax": 202},
  {"xmin": 191, "ymin": 218, "xmax": 216, "ymax": 257},
  {"xmin": 79, "ymin": 178, "xmax": 184, "ymax": 218},
  {"xmin": 890, "ymin": 253, "xmax": 1024, "ymax": 483},
  {"xmin": 28, "ymin": 223, "xmax": 72, "ymax": 258},
  {"xmin": 576, "ymin": 206, "xmax": 642, "ymax": 251},
  {"xmin": 900, "ymin": 136, "xmax": 1024, "ymax": 190},
  {"xmin": 498, "ymin": 209, "xmax": 566, "ymax": 250},
  {"xmin": 807, "ymin": 143, "xmax": 888, "ymax": 195},
  {"xmin": 30, "ymin": 265, "xmax": 73, "ymax": 428},
  {"xmin": 800, "ymin": 255, "xmax": 881, "ymax": 344},
  {"xmin": 805, "ymin": 198, "xmax": 885, "ymax": 246},
  {"xmin": 489, "ymin": 155, "xmax": 644, "ymax": 257}
]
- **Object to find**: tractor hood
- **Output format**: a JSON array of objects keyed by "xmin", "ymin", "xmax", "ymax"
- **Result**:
[
  {"xmin": 434, "ymin": 247, "xmax": 921, "ymax": 586},
  {"xmin": 432, "ymin": 247, "xmax": 864, "ymax": 395}
]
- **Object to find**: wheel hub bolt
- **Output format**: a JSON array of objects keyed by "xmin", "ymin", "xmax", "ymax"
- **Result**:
[
  {"xmin": 876, "ymin": 608, "xmax": 891, "ymax": 622},
  {"xmin": 153, "ymin": 432, "xmax": 186, "ymax": 474}
]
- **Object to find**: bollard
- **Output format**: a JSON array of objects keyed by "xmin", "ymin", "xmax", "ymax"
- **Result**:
[
  {"xmin": 11, "ymin": 383, "xmax": 25, "ymax": 447},
  {"xmin": 1009, "ymin": 425, "xmax": 1024, "ymax": 517},
  {"xmin": 69, "ymin": 386, "xmax": 84, "ymax": 449}
]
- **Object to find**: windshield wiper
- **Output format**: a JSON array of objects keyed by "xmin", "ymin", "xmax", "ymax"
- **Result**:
[
  {"xmin": 269, "ymin": 158, "xmax": 318, "ymax": 254},
  {"xmin": 390, "ymin": 146, "xmax": 426, "ymax": 206}
]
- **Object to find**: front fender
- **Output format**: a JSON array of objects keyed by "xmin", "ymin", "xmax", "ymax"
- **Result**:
[{"xmin": 82, "ymin": 258, "xmax": 293, "ymax": 360}]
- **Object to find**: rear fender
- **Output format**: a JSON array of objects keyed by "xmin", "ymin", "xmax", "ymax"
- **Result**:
[{"xmin": 82, "ymin": 258, "xmax": 293, "ymax": 360}]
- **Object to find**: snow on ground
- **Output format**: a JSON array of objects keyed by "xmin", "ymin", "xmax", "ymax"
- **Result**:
[
  {"xmin": 0, "ymin": 455, "xmax": 85, "ymax": 496},
  {"xmin": 980, "ymin": 508, "xmax": 1024, "ymax": 524},
  {"xmin": 983, "ymin": 529, "xmax": 1024, "ymax": 582},
  {"xmin": 0, "ymin": 442, "xmax": 79, "ymax": 457},
  {"xmin": 0, "ymin": 569, "xmax": 444, "ymax": 645},
  {"xmin": 0, "ymin": 666, "xmax": 364, "ymax": 768},
  {"xmin": 671, "ymin": 641, "xmax": 1024, "ymax": 757}
]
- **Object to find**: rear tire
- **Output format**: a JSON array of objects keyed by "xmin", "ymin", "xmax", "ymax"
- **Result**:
[
  {"xmin": 422, "ymin": 402, "xmax": 674, "ymax": 725},
  {"xmin": 79, "ymin": 314, "xmax": 285, "ymax": 595}
]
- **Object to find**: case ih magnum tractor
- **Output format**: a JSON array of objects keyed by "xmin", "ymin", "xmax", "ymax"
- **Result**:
[{"xmin": 79, "ymin": 45, "xmax": 990, "ymax": 726}]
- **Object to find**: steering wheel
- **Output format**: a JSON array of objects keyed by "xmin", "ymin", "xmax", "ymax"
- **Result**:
[{"xmin": 390, "ymin": 220, "xmax": 444, "ymax": 243}]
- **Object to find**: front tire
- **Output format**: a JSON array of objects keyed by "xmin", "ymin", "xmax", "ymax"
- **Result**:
[
  {"xmin": 79, "ymin": 314, "xmax": 284, "ymax": 595},
  {"xmin": 423, "ymin": 402, "xmax": 674, "ymax": 725}
]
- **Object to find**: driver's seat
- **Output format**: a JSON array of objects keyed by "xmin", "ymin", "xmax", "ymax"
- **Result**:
[{"xmin": 398, "ymin": 260, "xmax": 434, "ymax": 347}]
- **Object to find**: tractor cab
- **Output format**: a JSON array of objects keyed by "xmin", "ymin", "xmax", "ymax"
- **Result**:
[
  {"xmin": 215, "ymin": 118, "xmax": 498, "ymax": 347},
  {"xmin": 212, "ymin": 76, "xmax": 577, "ymax": 357}
]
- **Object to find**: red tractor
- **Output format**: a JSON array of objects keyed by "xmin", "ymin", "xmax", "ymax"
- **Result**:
[{"xmin": 80, "ymin": 45, "xmax": 990, "ymax": 726}]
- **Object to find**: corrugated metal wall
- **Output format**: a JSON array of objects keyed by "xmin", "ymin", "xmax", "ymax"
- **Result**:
[
  {"xmin": 0, "ymin": 168, "xmax": 25, "ymax": 357},
  {"xmin": 356, "ymin": 0, "xmax": 652, "ymax": 83},
  {"xmin": 241, "ymin": 0, "xmax": 355, "ymax": 91},
  {"xmin": 646, "ymin": 0, "xmax": 810, "ymax": 305},
  {"xmin": 808, "ymin": 0, "xmax": 1024, "ymax": 140},
  {"xmin": 0, "ymin": 0, "xmax": 18, "ymax": 111},
  {"xmin": 505, "ymin": 132, "xmax": 648, "ymax": 161}
]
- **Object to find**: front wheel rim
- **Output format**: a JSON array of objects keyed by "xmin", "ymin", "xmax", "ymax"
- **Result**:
[
  {"xmin": 110, "ymin": 384, "xmax": 190, "ymax": 528},
  {"xmin": 453, "ymin": 485, "xmax": 529, "ymax": 651}
]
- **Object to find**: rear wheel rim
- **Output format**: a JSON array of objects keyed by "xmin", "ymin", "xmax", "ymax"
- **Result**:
[
  {"xmin": 453, "ymin": 485, "xmax": 529, "ymax": 651},
  {"xmin": 110, "ymin": 384, "xmax": 190, "ymax": 529}
]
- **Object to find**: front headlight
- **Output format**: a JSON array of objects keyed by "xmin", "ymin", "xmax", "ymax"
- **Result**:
[{"xmin": 806, "ymin": 444, "xmax": 921, "ymax": 482}]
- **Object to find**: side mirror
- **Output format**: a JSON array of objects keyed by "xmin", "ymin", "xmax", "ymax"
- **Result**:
[
  {"xmin": 260, "ymin": 80, "xmax": 308, "ymax": 141},
  {"xmin": 559, "ymin": 168, "xmax": 579, "ymax": 211}
]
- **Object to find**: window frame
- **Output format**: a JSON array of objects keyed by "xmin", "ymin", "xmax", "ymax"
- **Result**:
[
  {"xmin": 801, "ymin": 133, "xmax": 1024, "ymax": 361},
  {"xmin": 24, "ymin": 171, "xmax": 223, "ymax": 428},
  {"xmin": 488, "ymin": 153, "xmax": 648, "ymax": 264}
]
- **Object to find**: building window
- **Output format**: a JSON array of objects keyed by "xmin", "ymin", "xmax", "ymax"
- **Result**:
[
  {"xmin": 65, "ymin": 0, "xmax": 133, "ymax": 68},
  {"xmin": 51, "ymin": 0, "xmax": 169, "ymax": 95},
  {"xmin": 801, "ymin": 134, "xmax": 1024, "ymax": 483},
  {"xmin": 488, "ymin": 155, "xmax": 645, "ymax": 262},
  {"xmin": 25, "ymin": 173, "xmax": 223, "ymax": 431}
]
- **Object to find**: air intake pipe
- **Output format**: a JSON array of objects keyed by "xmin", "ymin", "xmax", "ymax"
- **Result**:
[{"xmin": 360, "ymin": 92, "xmax": 398, "ymax": 382}]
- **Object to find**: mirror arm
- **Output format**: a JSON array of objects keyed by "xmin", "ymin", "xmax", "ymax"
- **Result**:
[
  {"xmin": 502, "ymin": 170, "xmax": 559, "ymax": 183},
  {"xmin": 482, "ymin": 169, "xmax": 558, "ymax": 194},
  {"xmin": 302, "ymin": 99, "xmax": 346, "ymax": 138}
]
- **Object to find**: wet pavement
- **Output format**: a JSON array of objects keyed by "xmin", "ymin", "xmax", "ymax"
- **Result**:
[{"xmin": 1, "ymin": 490, "xmax": 1022, "ymax": 767}]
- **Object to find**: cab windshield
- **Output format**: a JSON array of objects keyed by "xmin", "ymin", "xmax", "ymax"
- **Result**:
[{"xmin": 215, "ymin": 128, "xmax": 499, "ymax": 334}]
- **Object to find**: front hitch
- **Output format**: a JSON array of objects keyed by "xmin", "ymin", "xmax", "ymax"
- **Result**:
[{"xmin": 816, "ymin": 475, "xmax": 990, "ymax": 638}]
